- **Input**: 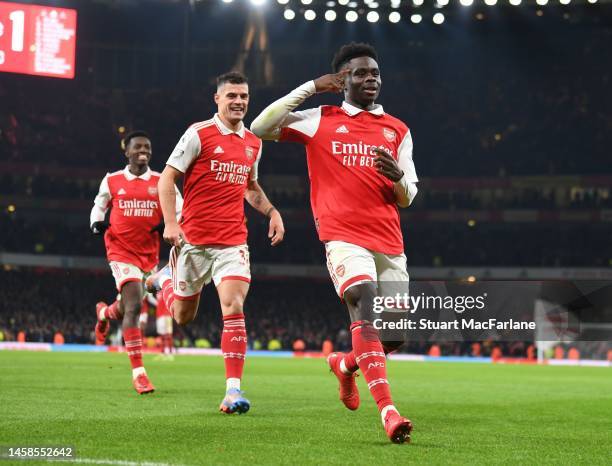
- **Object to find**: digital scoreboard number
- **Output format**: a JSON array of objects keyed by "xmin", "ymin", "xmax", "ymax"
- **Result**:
[{"xmin": 0, "ymin": 1, "xmax": 77, "ymax": 79}]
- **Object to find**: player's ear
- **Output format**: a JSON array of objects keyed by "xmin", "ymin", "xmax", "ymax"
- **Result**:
[{"xmin": 214, "ymin": 93, "xmax": 220, "ymax": 105}]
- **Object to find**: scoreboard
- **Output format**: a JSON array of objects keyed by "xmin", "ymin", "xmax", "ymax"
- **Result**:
[{"xmin": 0, "ymin": 1, "xmax": 77, "ymax": 79}]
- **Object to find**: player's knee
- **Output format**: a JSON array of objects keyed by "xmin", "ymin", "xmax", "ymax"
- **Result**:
[
  {"xmin": 122, "ymin": 300, "xmax": 141, "ymax": 317},
  {"xmin": 220, "ymin": 295, "xmax": 244, "ymax": 315},
  {"xmin": 173, "ymin": 309, "xmax": 195, "ymax": 326}
]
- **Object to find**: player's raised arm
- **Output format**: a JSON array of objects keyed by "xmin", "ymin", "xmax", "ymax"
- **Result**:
[
  {"xmin": 90, "ymin": 174, "xmax": 111, "ymax": 234},
  {"xmin": 250, "ymin": 69, "xmax": 350, "ymax": 140}
]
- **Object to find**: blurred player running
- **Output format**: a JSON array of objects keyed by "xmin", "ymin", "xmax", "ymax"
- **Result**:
[
  {"xmin": 251, "ymin": 43, "xmax": 418, "ymax": 443},
  {"xmin": 146, "ymin": 71, "xmax": 284, "ymax": 414},
  {"xmin": 90, "ymin": 130, "xmax": 182, "ymax": 394},
  {"xmin": 138, "ymin": 291, "xmax": 175, "ymax": 360}
]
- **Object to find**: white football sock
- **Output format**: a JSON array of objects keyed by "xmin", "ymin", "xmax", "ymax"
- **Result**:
[
  {"xmin": 226, "ymin": 378, "xmax": 241, "ymax": 392},
  {"xmin": 381, "ymin": 405, "xmax": 399, "ymax": 424},
  {"xmin": 132, "ymin": 367, "xmax": 146, "ymax": 379}
]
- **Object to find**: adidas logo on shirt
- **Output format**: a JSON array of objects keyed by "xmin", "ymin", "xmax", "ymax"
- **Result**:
[
  {"xmin": 214, "ymin": 146, "xmax": 225, "ymax": 154},
  {"xmin": 118, "ymin": 188, "xmax": 127, "ymax": 195},
  {"xmin": 335, "ymin": 125, "xmax": 349, "ymax": 134}
]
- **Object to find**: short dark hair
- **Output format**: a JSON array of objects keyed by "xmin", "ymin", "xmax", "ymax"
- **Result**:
[
  {"xmin": 216, "ymin": 71, "xmax": 248, "ymax": 89},
  {"xmin": 331, "ymin": 42, "xmax": 379, "ymax": 72},
  {"xmin": 122, "ymin": 130, "xmax": 150, "ymax": 150}
]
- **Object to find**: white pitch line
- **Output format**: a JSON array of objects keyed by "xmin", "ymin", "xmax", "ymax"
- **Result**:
[{"xmin": 48, "ymin": 458, "xmax": 188, "ymax": 466}]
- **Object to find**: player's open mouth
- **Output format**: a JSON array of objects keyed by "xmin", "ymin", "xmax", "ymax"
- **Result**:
[
  {"xmin": 363, "ymin": 87, "xmax": 378, "ymax": 95},
  {"xmin": 138, "ymin": 154, "xmax": 149, "ymax": 161}
]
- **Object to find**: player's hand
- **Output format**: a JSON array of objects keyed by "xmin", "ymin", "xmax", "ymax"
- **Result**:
[
  {"xmin": 91, "ymin": 221, "xmax": 110, "ymax": 235},
  {"xmin": 374, "ymin": 148, "xmax": 404, "ymax": 182},
  {"xmin": 163, "ymin": 222, "xmax": 185, "ymax": 248},
  {"xmin": 313, "ymin": 69, "xmax": 350, "ymax": 94},
  {"xmin": 150, "ymin": 222, "xmax": 165, "ymax": 234},
  {"xmin": 268, "ymin": 210, "xmax": 285, "ymax": 247}
]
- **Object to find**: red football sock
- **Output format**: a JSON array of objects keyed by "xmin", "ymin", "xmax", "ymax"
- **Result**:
[
  {"xmin": 221, "ymin": 313, "xmax": 247, "ymax": 380},
  {"xmin": 103, "ymin": 300, "xmax": 122, "ymax": 320},
  {"xmin": 351, "ymin": 320, "xmax": 394, "ymax": 412},
  {"xmin": 123, "ymin": 327, "xmax": 144, "ymax": 370},
  {"xmin": 162, "ymin": 334, "xmax": 173, "ymax": 354},
  {"xmin": 161, "ymin": 281, "xmax": 176, "ymax": 319},
  {"xmin": 343, "ymin": 342, "xmax": 398, "ymax": 373}
]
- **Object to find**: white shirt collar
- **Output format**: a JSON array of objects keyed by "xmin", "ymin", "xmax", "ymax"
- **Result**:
[
  {"xmin": 123, "ymin": 166, "xmax": 152, "ymax": 181},
  {"xmin": 342, "ymin": 101, "xmax": 385, "ymax": 116},
  {"xmin": 214, "ymin": 113, "xmax": 245, "ymax": 138}
]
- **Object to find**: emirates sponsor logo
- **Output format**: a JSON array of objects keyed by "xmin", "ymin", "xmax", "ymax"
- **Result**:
[
  {"xmin": 118, "ymin": 198, "xmax": 158, "ymax": 217},
  {"xmin": 211, "ymin": 159, "xmax": 252, "ymax": 185},
  {"xmin": 331, "ymin": 140, "xmax": 394, "ymax": 167},
  {"xmin": 383, "ymin": 128, "xmax": 396, "ymax": 142}
]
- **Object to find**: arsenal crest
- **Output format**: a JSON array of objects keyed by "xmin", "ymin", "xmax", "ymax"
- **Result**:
[
  {"xmin": 179, "ymin": 281, "xmax": 187, "ymax": 291},
  {"xmin": 122, "ymin": 267, "xmax": 129, "ymax": 275},
  {"xmin": 383, "ymin": 128, "xmax": 396, "ymax": 142},
  {"xmin": 148, "ymin": 186, "xmax": 158, "ymax": 196},
  {"xmin": 245, "ymin": 146, "xmax": 254, "ymax": 160},
  {"xmin": 335, "ymin": 265, "xmax": 345, "ymax": 277}
]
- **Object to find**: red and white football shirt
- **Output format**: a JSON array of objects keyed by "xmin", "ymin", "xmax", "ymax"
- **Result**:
[
  {"xmin": 279, "ymin": 101, "xmax": 418, "ymax": 255},
  {"xmin": 90, "ymin": 167, "xmax": 182, "ymax": 272},
  {"xmin": 166, "ymin": 114, "xmax": 262, "ymax": 246}
]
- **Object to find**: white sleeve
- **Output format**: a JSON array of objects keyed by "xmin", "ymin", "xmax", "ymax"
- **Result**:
[
  {"xmin": 394, "ymin": 130, "xmax": 419, "ymax": 207},
  {"xmin": 174, "ymin": 185, "xmax": 184, "ymax": 221},
  {"xmin": 166, "ymin": 127, "xmax": 201, "ymax": 173},
  {"xmin": 250, "ymin": 81, "xmax": 318, "ymax": 141},
  {"xmin": 249, "ymin": 144, "xmax": 263, "ymax": 181},
  {"xmin": 90, "ymin": 174, "xmax": 111, "ymax": 227}
]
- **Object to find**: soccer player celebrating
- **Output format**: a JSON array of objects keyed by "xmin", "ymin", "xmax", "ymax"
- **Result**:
[
  {"xmin": 90, "ymin": 130, "xmax": 183, "ymax": 394},
  {"xmin": 146, "ymin": 71, "xmax": 284, "ymax": 414},
  {"xmin": 250, "ymin": 43, "xmax": 418, "ymax": 443}
]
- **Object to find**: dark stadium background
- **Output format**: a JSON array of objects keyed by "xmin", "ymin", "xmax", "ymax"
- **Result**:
[{"xmin": 1, "ymin": 0, "xmax": 611, "ymax": 358}]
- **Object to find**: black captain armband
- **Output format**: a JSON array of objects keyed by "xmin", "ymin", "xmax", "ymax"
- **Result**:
[{"xmin": 91, "ymin": 221, "xmax": 110, "ymax": 235}]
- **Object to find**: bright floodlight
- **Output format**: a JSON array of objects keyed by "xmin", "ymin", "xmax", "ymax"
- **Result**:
[
  {"xmin": 536, "ymin": 0, "xmax": 548, "ymax": 4},
  {"xmin": 326, "ymin": 1, "xmax": 335, "ymax": 5},
  {"xmin": 391, "ymin": 0, "xmax": 401, "ymax": 7},
  {"xmin": 509, "ymin": 0, "xmax": 521, "ymax": 5},
  {"xmin": 348, "ymin": 1, "xmax": 358, "ymax": 6},
  {"xmin": 301, "ymin": 0, "xmax": 313, "ymax": 4},
  {"xmin": 559, "ymin": 0, "xmax": 571, "ymax": 4},
  {"xmin": 325, "ymin": 10, "xmax": 337, "ymax": 21},
  {"xmin": 222, "ymin": 0, "xmax": 233, "ymax": 3},
  {"xmin": 369, "ymin": 1, "xmax": 380, "ymax": 7},
  {"xmin": 587, "ymin": 0, "xmax": 597, "ymax": 3},
  {"xmin": 277, "ymin": 0, "xmax": 290, "ymax": 4},
  {"xmin": 437, "ymin": 0, "xmax": 450, "ymax": 5},
  {"xmin": 410, "ymin": 13, "xmax": 422, "ymax": 23},
  {"xmin": 366, "ymin": 11, "xmax": 379, "ymax": 22},
  {"xmin": 304, "ymin": 9, "xmax": 316, "ymax": 20},
  {"xmin": 284, "ymin": 8, "xmax": 296, "ymax": 19},
  {"xmin": 484, "ymin": 0, "xmax": 497, "ymax": 5},
  {"xmin": 346, "ymin": 10, "xmax": 358, "ymax": 21},
  {"xmin": 459, "ymin": 0, "xmax": 473, "ymax": 6},
  {"xmin": 433, "ymin": 12, "xmax": 445, "ymax": 24},
  {"xmin": 338, "ymin": 0, "xmax": 350, "ymax": 4},
  {"xmin": 250, "ymin": 0, "xmax": 266, "ymax": 5},
  {"xmin": 413, "ymin": 0, "xmax": 424, "ymax": 5},
  {"xmin": 389, "ymin": 11, "xmax": 401, "ymax": 22}
]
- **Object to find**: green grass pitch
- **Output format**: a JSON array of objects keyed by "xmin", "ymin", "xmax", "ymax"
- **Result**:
[{"xmin": 1, "ymin": 352, "xmax": 611, "ymax": 465}]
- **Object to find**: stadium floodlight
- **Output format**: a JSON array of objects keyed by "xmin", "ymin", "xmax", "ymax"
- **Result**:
[
  {"xmin": 222, "ymin": 0, "xmax": 233, "ymax": 3},
  {"xmin": 587, "ymin": 0, "xmax": 597, "ymax": 3},
  {"xmin": 509, "ymin": 0, "xmax": 521, "ymax": 5},
  {"xmin": 410, "ymin": 13, "xmax": 422, "ymax": 23},
  {"xmin": 348, "ymin": 1, "xmax": 358, "ymax": 6},
  {"xmin": 459, "ymin": 0, "xmax": 473, "ymax": 6},
  {"xmin": 346, "ymin": 10, "xmax": 358, "ymax": 21},
  {"xmin": 389, "ymin": 11, "xmax": 401, "ymax": 23},
  {"xmin": 484, "ymin": 0, "xmax": 497, "ymax": 5},
  {"xmin": 304, "ymin": 9, "xmax": 316, "ymax": 20},
  {"xmin": 391, "ymin": 0, "xmax": 401, "ymax": 7},
  {"xmin": 413, "ymin": 0, "xmax": 424, "ymax": 5},
  {"xmin": 284, "ymin": 8, "xmax": 296, "ymax": 19},
  {"xmin": 250, "ymin": 0, "xmax": 266, "ymax": 5},
  {"xmin": 366, "ymin": 11, "xmax": 379, "ymax": 22},
  {"xmin": 326, "ymin": 0, "xmax": 336, "ymax": 5},
  {"xmin": 536, "ymin": 0, "xmax": 548, "ymax": 5},
  {"xmin": 433, "ymin": 12, "xmax": 445, "ymax": 24},
  {"xmin": 325, "ymin": 9, "xmax": 337, "ymax": 21},
  {"xmin": 369, "ymin": 1, "xmax": 380, "ymax": 7},
  {"xmin": 301, "ymin": 0, "xmax": 313, "ymax": 4},
  {"xmin": 559, "ymin": 0, "xmax": 571, "ymax": 4},
  {"xmin": 437, "ymin": 0, "xmax": 450, "ymax": 6},
  {"xmin": 338, "ymin": 0, "xmax": 350, "ymax": 5},
  {"xmin": 277, "ymin": 0, "xmax": 290, "ymax": 4}
]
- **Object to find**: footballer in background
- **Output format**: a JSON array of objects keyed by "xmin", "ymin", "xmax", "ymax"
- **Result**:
[
  {"xmin": 90, "ymin": 130, "xmax": 183, "ymax": 394},
  {"xmin": 138, "ymin": 290, "xmax": 175, "ymax": 360}
]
